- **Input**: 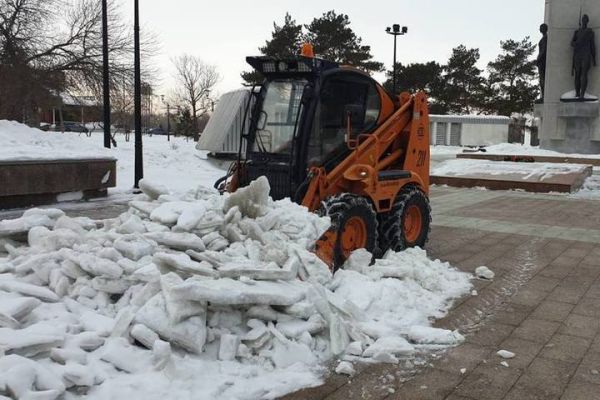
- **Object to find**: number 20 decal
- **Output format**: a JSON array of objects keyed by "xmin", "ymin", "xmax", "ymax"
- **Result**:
[{"xmin": 416, "ymin": 151, "xmax": 427, "ymax": 167}]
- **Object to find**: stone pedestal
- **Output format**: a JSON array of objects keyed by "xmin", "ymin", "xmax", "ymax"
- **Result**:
[{"xmin": 539, "ymin": 0, "xmax": 600, "ymax": 154}]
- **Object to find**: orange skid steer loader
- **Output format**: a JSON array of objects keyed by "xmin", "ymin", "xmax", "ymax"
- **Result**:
[{"xmin": 216, "ymin": 45, "xmax": 431, "ymax": 270}]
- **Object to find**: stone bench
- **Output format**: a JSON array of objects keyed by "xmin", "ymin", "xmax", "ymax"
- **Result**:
[{"xmin": 0, "ymin": 158, "xmax": 116, "ymax": 209}]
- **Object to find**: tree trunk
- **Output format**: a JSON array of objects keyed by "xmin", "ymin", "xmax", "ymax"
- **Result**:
[{"xmin": 192, "ymin": 104, "xmax": 198, "ymax": 141}]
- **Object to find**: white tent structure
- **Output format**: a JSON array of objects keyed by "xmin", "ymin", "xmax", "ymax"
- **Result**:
[{"xmin": 197, "ymin": 89, "xmax": 252, "ymax": 158}]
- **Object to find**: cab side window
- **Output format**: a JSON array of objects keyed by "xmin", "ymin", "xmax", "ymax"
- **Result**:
[{"xmin": 307, "ymin": 74, "xmax": 381, "ymax": 167}]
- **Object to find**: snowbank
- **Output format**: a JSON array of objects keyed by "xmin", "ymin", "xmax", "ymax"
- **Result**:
[
  {"xmin": 0, "ymin": 120, "xmax": 113, "ymax": 161},
  {"xmin": 432, "ymin": 159, "xmax": 591, "ymax": 181},
  {"xmin": 0, "ymin": 178, "xmax": 471, "ymax": 399},
  {"xmin": 0, "ymin": 120, "xmax": 226, "ymax": 195}
]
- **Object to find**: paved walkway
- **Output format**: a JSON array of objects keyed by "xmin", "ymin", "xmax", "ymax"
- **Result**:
[{"xmin": 283, "ymin": 187, "xmax": 600, "ymax": 400}]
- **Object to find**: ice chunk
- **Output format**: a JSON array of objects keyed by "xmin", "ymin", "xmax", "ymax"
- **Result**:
[
  {"xmin": 343, "ymin": 249, "xmax": 373, "ymax": 273},
  {"xmin": 152, "ymin": 339, "xmax": 172, "ymax": 371},
  {"xmin": 363, "ymin": 337, "xmax": 415, "ymax": 358},
  {"xmin": 146, "ymin": 231, "xmax": 205, "ymax": 252},
  {"xmin": 497, "ymin": 350, "xmax": 516, "ymax": 359},
  {"xmin": 0, "ymin": 326, "xmax": 64, "ymax": 357},
  {"xmin": 160, "ymin": 272, "xmax": 207, "ymax": 324},
  {"xmin": 217, "ymin": 258, "xmax": 298, "ymax": 281},
  {"xmin": 218, "ymin": 334, "xmax": 240, "ymax": 361},
  {"xmin": 0, "ymin": 297, "xmax": 41, "ymax": 320},
  {"xmin": 91, "ymin": 277, "xmax": 130, "ymax": 295},
  {"xmin": 50, "ymin": 348, "xmax": 88, "ymax": 365},
  {"xmin": 116, "ymin": 214, "xmax": 147, "ymax": 234},
  {"xmin": 154, "ymin": 252, "xmax": 217, "ymax": 277},
  {"xmin": 100, "ymin": 338, "xmax": 146, "ymax": 373},
  {"xmin": 407, "ymin": 326, "xmax": 465, "ymax": 345},
  {"xmin": 80, "ymin": 310, "xmax": 115, "ymax": 336},
  {"xmin": 176, "ymin": 202, "xmax": 207, "ymax": 231},
  {"xmin": 135, "ymin": 294, "xmax": 206, "ymax": 354},
  {"xmin": 172, "ymin": 278, "xmax": 306, "ymax": 306},
  {"xmin": 295, "ymin": 248, "xmax": 332, "ymax": 285},
  {"xmin": 111, "ymin": 307, "xmax": 137, "ymax": 337},
  {"xmin": 335, "ymin": 361, "xmax": 355, "ymax": 376},
  {"xmin": 130, "ymin": 263, "xmax": 161, "ymax": 283},
  {"xmin": 68, "ymin": 252, "xmax": 123, "ymax": 279},
  {"xmin": 346, "ymin": 341, "xmax": 363, "ymax": 356},
  {"xmin": 0, "ymin": 312, "xmax": 19, "ymax": 329},
  {"xmin": 28, "ymin": 227, "xmax": 82, "ymax": 251},
  {"xmin": 149, "ymin": 201, "xmax": 189, "ymax": 225},
  {"xmin": 276, "ymin": 315, "xmax": 326, "ymax": 338},
  {"xmin": 63, "ymin": 362, "xmax": 95, "ymax": 387},
  {"xmin": 114, "ymin": 236, "xmax": 155, "ymax": 261},
  {"xmin": 129, "ymin": 201, "xmax": 159, "ymax": 216},
  {"xmin": 130, "ymin": 324, "xmax": 160, "ymax": 349},
  {"xmin": 139, "ymin": 179, "xmax": 169, "ymax": 200},
  {"xmin": 69, "ymin": 332, "xmax": 105, "ymax": 351},
  {"xmin": 0, "ymin": 280, "xmax": 59, "ymax": 302},
  {"xmin": 475, "ymin": 266, "xmax": 495, "ymax": 280},
  {"xmin": 223, "ymin": 176, "xmax": 270, "ymax": 218},
  {"xmin": 500, "ymin": 361, "xmax": 509, "ymax": 368}
]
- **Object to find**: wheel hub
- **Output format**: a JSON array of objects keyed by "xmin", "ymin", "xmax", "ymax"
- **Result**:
[{"xmin": 404, "ymin": 205, "xmax": 423, "ymax": 244}]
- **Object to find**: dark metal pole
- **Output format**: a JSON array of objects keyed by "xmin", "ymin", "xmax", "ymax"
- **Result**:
[
  {"xmin": 101, "ymin": 0, "xmax": 111, "ymax": 149},
  {"xmin": 167, "ymin": 103, "xmax": 171, "ymax": 142},
  {"xmin": 133, "ymin": 0, "xmax": 143, "ymax": 188},
  {"xmin": 392, "ymin": 34, "xmax": 397, "ymax": 96}
]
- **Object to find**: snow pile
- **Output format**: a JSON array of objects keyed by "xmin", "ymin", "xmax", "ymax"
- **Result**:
[
  {"xmin": 0, "ymin": 177, "xmax": 471, "ymax": 399},
  {"xmin": 0, "ymin": 120, "xmax": 113, "ymax": 161}
]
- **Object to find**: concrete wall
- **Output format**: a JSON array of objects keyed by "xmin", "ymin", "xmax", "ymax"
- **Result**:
[
  {"xmin": 540, "ymin": 0, "xmax": 600, "ymax": 153},
  {"xmin": 461, "ymin": 123, "xmax": 509, "ymax": 146}
]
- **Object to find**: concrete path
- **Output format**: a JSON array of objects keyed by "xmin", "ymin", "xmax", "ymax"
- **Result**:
[{"xmin": 282, "ymin": 187, "xmax": 600, "ymax": 400}]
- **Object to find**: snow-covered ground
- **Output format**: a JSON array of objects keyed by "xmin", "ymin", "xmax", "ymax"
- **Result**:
[{"xmin": 0, "ymin": 177, "xmax": 472, "ymax": 400}]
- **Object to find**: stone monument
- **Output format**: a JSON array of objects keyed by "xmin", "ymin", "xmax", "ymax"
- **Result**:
[{"xmin": 536, "ymin": 0, "xmax": 600, "ymax": 154}]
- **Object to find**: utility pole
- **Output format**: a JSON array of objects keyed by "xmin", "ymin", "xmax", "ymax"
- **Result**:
[
  {"xmin": 101, "ymin": 0, "xmax": 111, "ymax": 148},
  {"xmin": 133, "ymin": 0, "xmax": 143, "ymax": 188},
  {"xmin": 386, "ymin": 24, "xmax": 408, "ymax": 96}
]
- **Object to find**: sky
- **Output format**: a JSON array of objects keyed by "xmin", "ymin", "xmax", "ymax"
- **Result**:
[{"xmin": 122, "ymin": 0, "xmax": 545, "ymax": 99}]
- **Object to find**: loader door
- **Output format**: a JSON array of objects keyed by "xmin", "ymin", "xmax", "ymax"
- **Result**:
[{"xmin": 307, "ymin": 72, "xmax": 381, "ymax": 170}]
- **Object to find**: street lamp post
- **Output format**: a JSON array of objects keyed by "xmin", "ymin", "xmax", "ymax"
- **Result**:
[
  {"xmin": 385, "ymin": 24, "xmax": 408, "ymax": 96},
  {"xmin": 101, "ymin": 0, "xmax": 111, "ymax": 149},
  {"xmin": 133, "ymin": 0, "xmax": 143, "ymax": 188}
]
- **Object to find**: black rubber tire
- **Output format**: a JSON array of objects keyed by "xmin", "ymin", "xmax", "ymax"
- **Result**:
[
  {"xmin": 319, "ymin": 194, "xmax": 378, "ymax": 270},
  {"xmin": 378, "ymin": 186, "xmax": 431, "ymax": 253}
]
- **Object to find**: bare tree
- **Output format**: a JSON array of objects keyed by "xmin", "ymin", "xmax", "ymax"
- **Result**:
[
  {"xmin": 172, "ymin": 54, "xmax": 219, "ymax": 141},
  {"xmin": 0, "ymin": 0, "xmax": 158, "ymax": 123}
]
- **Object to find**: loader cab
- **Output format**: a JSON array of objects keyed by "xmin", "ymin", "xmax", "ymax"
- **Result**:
[{"xmin": 240, "ymin": 55, "xmax": 392, "ymax": 201}]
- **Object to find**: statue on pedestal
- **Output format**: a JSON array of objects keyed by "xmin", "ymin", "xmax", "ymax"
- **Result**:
[
  {"xmin": 536, "ymin": 24, "xmax": 548, "ymax": 102},
  {"xmin": 571, "ymin": 14, "xmax": 596, "ymax": 100}
]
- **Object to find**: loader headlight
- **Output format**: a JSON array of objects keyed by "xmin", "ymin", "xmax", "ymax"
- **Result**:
[{"xmin": 263, "ymin": 62, "xmax": 276, "ymax": 73}]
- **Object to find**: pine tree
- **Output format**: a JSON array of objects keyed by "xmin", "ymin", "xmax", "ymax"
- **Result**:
[
  {"xmin": 383, "ymin": 62, "xmax": 443, "ymax": 94},
  {"xmin": 241, "ymin": 13, "xmax": 303, "ymax": 85},
  {"xmin": 486, "ymin": 37, "xmax": 538, "ymax": 116},
  {"xmin": 303, "ymin": 11, "xmax": 383, "ymax": 73},
  {"xmin": 435, "ymin": 45, "xmax": 486, "ymax": 114},
  {"xmin": 174, "ymin": 108, "xmax": 195, "ymax": 137}
]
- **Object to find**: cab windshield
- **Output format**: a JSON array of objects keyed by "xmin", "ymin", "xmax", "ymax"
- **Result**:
[{"xmin": 252, "ymin": 79, "xmax": 307, "ymax": 154}]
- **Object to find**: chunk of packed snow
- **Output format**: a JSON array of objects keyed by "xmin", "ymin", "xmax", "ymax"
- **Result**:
[
  {"xmin": 139, "ymin": 179, "xmax": 169, "ymax": 200},
  {"xmin": 475, "ymin": 266, "xmax": 495, "ymax": 280},
  {"xmin": 497, "ymin": 350, "xmax": 516, "ymax": 359},
  {"xmin": 335, "ymin": 361, "xmax": 355, "ymax": 376},
  {"xmin": 223, "ymin": 176, "xmax": 270, "ymax": 218},
  {"xmin": 407, "ymin": 326, "xmax": 465, "ymax": 345},
  {"xmin": 363, "ymin": 337, "xmax": 415, "ymax": 358},
  {"xmin": 172, "ymin": 278, "xmax": 306, "ymax": 306}
]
